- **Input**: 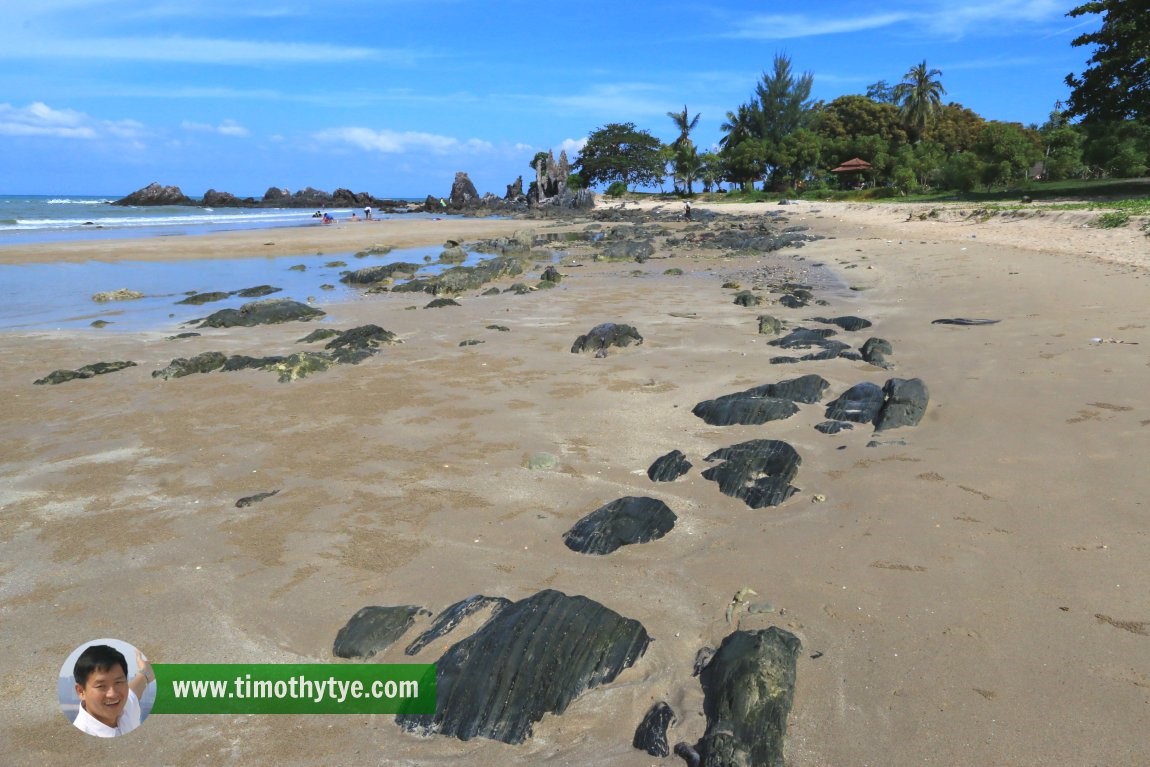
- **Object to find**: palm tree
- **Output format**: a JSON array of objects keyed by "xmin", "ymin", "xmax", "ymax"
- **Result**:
[
  {"xmin": 719, "ymin": 103, "xmax": 758, "ymax": 150},
  {"xmin": 667, "ymin": 104, "xmax": 701, "ymax": 150},
  {"xmin": 894, "ymin": 60, "xmax": 946, "ymax": 142}
]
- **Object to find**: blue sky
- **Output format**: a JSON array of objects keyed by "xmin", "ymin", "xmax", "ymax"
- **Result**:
[{"xmin": 0, "ymin": 1, "xmax": 1099, "ymax": 198}]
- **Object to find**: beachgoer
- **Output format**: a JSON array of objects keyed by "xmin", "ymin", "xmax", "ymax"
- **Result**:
[
  {"xmin": 351, "ymin": 212, "xmax": 358, "ymax": 221},
  {"xmin": 364, "ymin": 206, "xmax": 372, "ymax": 221},
  {"xmin": 71, "ymin": 644, "xmax": 153, "ymax": 737},
  {"xmin": 684, "ymin": 201, "xmax": 692, "ymax": 221},
  {"xmin": 322, "ymin": 212, "xmax": 334, "ymax": 224}
]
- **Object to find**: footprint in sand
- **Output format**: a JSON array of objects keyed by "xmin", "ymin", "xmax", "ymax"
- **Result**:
[{"xmin": 1094, "ymin": 614, "xmax": 1149, "ymax": 636}]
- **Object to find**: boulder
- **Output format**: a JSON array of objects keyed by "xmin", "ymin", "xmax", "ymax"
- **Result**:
[
  {"xmin": 448, "ymin": 172, "xmax": 480, "ymax": 210},
  {"xmin": 563, "ymin": 496, "xmax": 677, "ymax": 555},
  {"xmin": 757, "ymin": 315, "xmax": 784, "ymax": 335},
  {"xmin": 340, "ymin": 262, "xmax": 422, "ymax": 285},
  {"xmin": 34, "ymin": 361, "xmax": 136, "ymax": 385},
  {"xmin": 112, "ymin": 182, "xmax": 194, "ymax": 207},
  {"xmin": 860, "ymin": 337, "xmax": 893, "ymax": 369},
  {"xmin": 177, "ymin": 291, "xmax": 231, "ymax": 305},
  {"xmin": 333, "ymin": 605, "xmax": 427, "ymax": 659},
  {"xmin": 874, "ymin": 377, "xmax": 929, "ymax": 431},
  {"xmin": 701, "ymin": 440, "xmax": 801, "ymax": 508},
  {"xmin": 694, "ymin": 628, "xmax": 801, "ymax": 767},
  {"xmin": 692, "ymin": 396, "xmax": 798, "ymax": 426},
  {"xmin": 571, "ymin": 323, "xmax": 643, "ymax": 354},
  {"xmin": 92, "ymin": 288, "xmax": 145, "ymax": 303},
  {"xmin": 812, "ymin": 315, "xmax": 872, "ymax": 331},
  {"xmin": 152, "ymin": 352, "xmax": 228, "ymax": 380},
  {"xmin": 647, "ymin": 449, "xmax": 692, "ymax": 482},
  {"xmin": 197, "ymin": 299, "xmax": 325, "ymax": 328},
  {"xmin": 824, "ymin": 382, "xmax": 885, "ymax": 423},
  {"xmin": 404, "ymin": 595, "xmax": 513, "ymax": 656},
  {"xmin": 634, "ymin": 701, "xmax": 676, "ymax": 757},
  {"xmin": 396, "ymin": 589, "xmax": 650, "ymax": 744}
]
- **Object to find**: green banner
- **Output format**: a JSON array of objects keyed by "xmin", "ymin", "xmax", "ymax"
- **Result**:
[{"xmin": 150, "ymin": 664, "xmax": 436, "ymax": 715}]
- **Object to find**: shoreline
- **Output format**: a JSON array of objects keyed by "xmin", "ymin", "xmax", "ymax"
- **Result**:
[{"xmin": 4, "ymin": 202, "xmax": 1150, "ymax": 765}]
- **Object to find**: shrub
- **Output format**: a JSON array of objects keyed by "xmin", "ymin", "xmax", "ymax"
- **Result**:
[
  {"xmin": 1096, "ymin": 212, "xmax": 1130, "ymax": 228},
  {"xmin": 605, "ymin": 181, "xmax": 628, "ymax": 197}
]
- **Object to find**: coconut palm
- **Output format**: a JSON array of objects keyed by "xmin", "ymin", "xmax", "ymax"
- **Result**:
[
  {"xmin": 719, "ymin": 103, "xmax": 758, "ymax": 149},
  {"xmin": 894, "ymin": 60, "xmax": 946, "ymax": 142},
  {"xmin": 667, "ymin": 104, "xmax": 701, "ymax": 150}
]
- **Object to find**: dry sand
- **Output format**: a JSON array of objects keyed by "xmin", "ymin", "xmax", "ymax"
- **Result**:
[{"xmin": 3, "ymin": 200, "xmax": 1149, "ymax": 765}]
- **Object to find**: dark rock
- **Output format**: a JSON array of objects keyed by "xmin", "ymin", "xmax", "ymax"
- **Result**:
[
  {"xmin": 733, "ymin": 290, "xmax": 762, "ymax": 307},
  {"xmin": 860, "ymin": 337, "xmax": 894, "ymax": 369},
  {"xmin": 333, "ymin": 605, "xmax": 427, "ymax": 659},
  {"xmin": 435, "ymin": 255, "xmax": 524, "ymax": 293},
  {"xmin": 769, "ymin": 327, "xmax": 837, "ymax": 349},
  {"xmin": 814, "ymin": 420, "xmax": 854, "ymax": 435},
  {"xmin": 202, "ymin": 189, "xmax": 257, "ymax": 208},
  {"xmin": 269, "ymin": 352, "xmax": 333, "ymax": 382},
  {"xmin": 439, "ymin": 245, "xmax": 468, "ymax": 264},
  {"xmin": 931, "ymin": 318, "xmax": 1000, "ymax": 325},
  {"xmin": 152, "ymin": 351, "xmax": 228, "ymax": 380},
  {"xmin": 648, "ymin": 449, "xmax": 692, "ymax": 482},
  {"xmin": 34, "ymin": 360, "xmax": 137, "ymax": 385},
  {"xmin": 571, "ymin": 323, "xmax": 643, "ymax": 354},
  {"xmin": 874, "ymin": 377, "xmax": 929, "ymax": 431},
  {"xmin": 692, "ymin": 396, "xmax": 799, "ymax": 426},
  {"xmin": 599, "ymin": 239, "xmax": 654, "ymax": 263},
  {"xmin": 167, "ymin": 332, "xmax": 201, "ymax": 340},
  {"xmin": 459, "ymin": 339, "xmax": 483, "ymax": 346},
  {"xmin": 634, "ymin": 702, "xmax": 676, "ymax": 757},
  {"xmin": 447, "ymin": 172, "xmax": 481, "ymax": 210},
  {"xmin": 486, "ymin": 324, "xmax": 510, "ymax": 332},
  {"xmin": 177, "ymin": 291, "xmax": 231, "ymax": 305},
  {"xmin": 324, "ymin": 324, "xmax": 399, "ymax": 363},
  {"xmin": 541, "ymin": 265, "xmax": 562, "ymax": 283},
  {"xmin": 701, "ymin": 440, "xmax": 802, "ymax": 508},
  {"xmin": 112, "ymin": 182, "xmax": 194, "ymax": 206},
  {"xmin": 696, "ymin": 628, "xmax": 801, "ymax": 767},
  {"xmin": 757, "ymin": 315, "xmax": 783, "ymax": 335},
  {"xmin": 824, "ymin": 382, "xmax": 885, "ymax": 423},
  {"xmin": 396, "ymin": 589, "xmax": 650, "ymax": 744},
  {"xmin": 235, "ymin": 285, "xmax": 282, "ymax": 298},
  {"xmin": 426, "ymin": 297, "xmax": 461, "ymax": 308},
  {"xmin": 298, "ymin": 328, "xmax": 342, "ymax": 344},
  {"xmin": 812, "ymin": 315, "xmax": 872, "ymax": 331},
  {"xmin": 563, "ymin": 496, "xmax": 677, "ymax": 555},
  {"xmin": 675, "ymin": 741, "xmax": 703, "ymax": 767},
  {"xmin": 405, "ymin": 595, "xmax": 513, "ymax": 656},
  {"xmin": 235, "ymin": 489, "xmax": 279, "ymax": 508},
  {"xmin": 340, "ymin": 262, "xmax": 422, "ymax": 285},
  {"xmin": 778, "ymin": 294, "xmax": 807, "ymax": 309},
  {"xmin": 222, "ymin": 354, "xmax": 285, "ymax": 372},
  {"xmin": 746, "ymin": 373, "xmax": 829, "ymax": 404},
  {"xmin": 197, "ymin": 299, "xmax": 325, "ymax": 328}
]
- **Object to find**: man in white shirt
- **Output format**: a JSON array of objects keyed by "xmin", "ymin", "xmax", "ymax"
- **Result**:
[{"xmin": 71, "ymin": 644, "xmax": 153, "ymax": 737}]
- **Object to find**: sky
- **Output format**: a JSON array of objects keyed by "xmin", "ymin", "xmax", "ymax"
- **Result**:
[{"xmin": 0, "ymin": 1, "xmax": 1101, "ymax": 198}]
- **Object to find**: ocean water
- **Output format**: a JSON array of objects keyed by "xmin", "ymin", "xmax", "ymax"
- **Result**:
[
  {"xmin": 0, "ymin": 194, "xmax": 430, "ymax": 246},
  {"xmin": 0, "ymin": 194, "xmax": 477, "ymax": 332}
]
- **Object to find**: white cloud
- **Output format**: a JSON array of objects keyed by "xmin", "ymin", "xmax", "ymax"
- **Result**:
[
  {"xmin": 546, "ymin": 84, "xmax": 671, "ymax": 119},
  {"xmin": 0, "ymin": 102, "xmax": 97, "ymax": 138},
  {"xmin": 729, "ymin": 12, "xmax": 912, "ymax": 40},
  {"xmin": 560, "ymin": 137, "xmax": 587, "ymax": 155},
  {"xmin": 726, "ymin": 2, "xmax": 1068, "ymax": 41},
  {"xmin": 181, "ymin": 119, "xmax": 250, "ymax": 137},
  {"xmin": 312, "ymin": 127, "xmax": 492, "ymax": 155}
]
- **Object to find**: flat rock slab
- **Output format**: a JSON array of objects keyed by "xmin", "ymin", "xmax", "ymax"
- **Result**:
[
  {"xmin": 564, "ymin": 496, "xmax": 677, "ymax": 554},
  {"xmin": 932, "ymin": 318, "xmax": 1000, "ymax": 325},
  {"xmin": 648, "ymin": 449, "xmax": 692, "ymax": 482},
  {"xmin": 405, "ymin": 595, "xmax": 512, "ymax": 656},
  {"xmin": 701, "ymin": 440, "xmax": 801, "ymax": 508},
  {"xmin": 197, "ymin": 298, "xmax": 325, "ymax": 328},
  {"xmin": 34, "ymin": 360, "xmax": 136, "ymax": 385},
  {"xmin": 824, "ymin": 382, "xmax": 886, "ymax": 423},
  {"xmin": 571, "ymin": 323, "xmax": 643, "ymax": 354},
  {"xmin": 693, "ymin": 374, "xmax": 828, "ymax": 426},
  {"xmin": 396, "ymin": 589, "xmax": 650, "ymax": 744},
  {"xmin": 696, "ymin": 628, "xmax": 802, "ymax": 767},
  {"xmin": 811, "ymin": 315, "xmax": 872, "ymax": 331},
  {"xmin": 333, "ymin": 605, "xmax": 427, "ymax": 659}
]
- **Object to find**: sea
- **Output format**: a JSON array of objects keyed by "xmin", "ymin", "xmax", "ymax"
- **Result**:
[{"xmin": 0, "ymin": 194, "xmax": 475, "ymax": 333}]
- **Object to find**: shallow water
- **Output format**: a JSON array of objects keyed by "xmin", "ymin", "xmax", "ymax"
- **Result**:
[{"xmin": 0, "ymin": 246, "xmax": 480, "ymax": 333}]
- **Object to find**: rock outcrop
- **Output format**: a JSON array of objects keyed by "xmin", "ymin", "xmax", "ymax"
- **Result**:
[{"xmin": 112, "ymin": 182, "xmax": 194, "ymax": 207}]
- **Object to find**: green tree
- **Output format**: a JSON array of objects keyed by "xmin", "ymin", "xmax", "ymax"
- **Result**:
[
  {"xmin": 574, "ymin": 122, "xmax": 666, "ymax": 191},
  {"xmin": 755, "ymin": 54, "xmax": 815, "ymax": 145},
  {"xmin": 1081, "ymin": 120, "xmax": 1150, "ymax": 177},
  {"xmin": 698, "ymin": 150, "xmax": 723, "ymax": 193},
  {"xmin": 931, "ymin": 103, "xmax": 987, "ymax": 154},
  {"xmin": 667, "ymin": 105, "xmax": 701, "ymax": 149},
  {"xmin": 814, "ymin": 95, "xmax": 908, "ymax": 144},
  {"xmin": 973, "ymin": 122, "xmax": 1042, "ymax": 189},
  {"xmin": 667, "ymin": 105, "xmax": 702, "ymax": 193},
  {"xmin": 893, "ymin": 60, "xmax": 946, "ymax": 142},
  {"xmin": 1038, "ymin": 103, "xmax": 1085, "ymax": 180},
  {"xmin": 865, "ymin": 80, "xmax": 899, "ymax": 104},
  {"xmin": 1065, "ymin": 1, "xmax": 1150, "ymax": 122},
  {"xmin": 672, "ymin": 143, "xmax": 704, "ymax": 196},
  {"xmin": 719, "ymin": 104, "xmax": 758, "ymax": 150}
]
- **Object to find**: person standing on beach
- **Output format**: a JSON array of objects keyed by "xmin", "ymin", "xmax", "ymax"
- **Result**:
[
  {"xmin": 71, "ymin": 644, "xmax": 154, "ymax": 737},
  {"xmin": 364, "ymin": 206, "xmax": 372, "ymax": 221}
]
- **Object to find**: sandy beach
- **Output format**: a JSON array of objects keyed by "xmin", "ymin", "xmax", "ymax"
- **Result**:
[{"xmin": 3, "ymin": 199, "xmax": 1150, "ymax": 765}]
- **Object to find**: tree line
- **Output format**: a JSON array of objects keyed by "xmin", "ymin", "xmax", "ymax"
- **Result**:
[{"xmin": 571, "ymin": 1, "xmax": 1149, "ymax": 198}]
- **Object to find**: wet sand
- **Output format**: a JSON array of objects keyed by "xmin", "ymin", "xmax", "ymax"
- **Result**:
[{"xmin": 3, "ymin": 200, "xmax": 1150, "ymax": 765}]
